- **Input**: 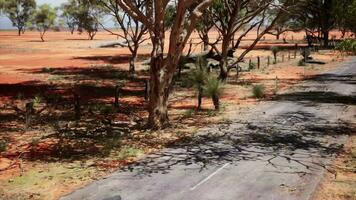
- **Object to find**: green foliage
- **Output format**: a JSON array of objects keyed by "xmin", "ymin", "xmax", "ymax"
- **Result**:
[
  {"xmin": 188, "ymin": 57, "xmax": 208, "ymax": 89},
  {"xmin": 335, "ymin": 39, "xmax": 356, "ymax": 55},
  {"xmin": 334, "ymin": 0, "xmax": 356, "ymax": 36},
  {"xmin": 252, "ymin": 85, "xmax": 265, "ymax": 99},
  {"xmin": 60, "ymin": 0, "xmax": 78, "ymax": 33},
  {"xmin": 59, "ymin": 0, "xmax": 102, "ymax": 40},
  {"xmin": 0, "ymin": 139, "xmax": 7, "ymax": 153},
  {"xmin": 204, "ymin": 76, "xmax": 222, "ymax": 98},
  {"xmin": 32, "ymin": 4, "xmax": 57, "ymax": 42},
  {"xmin": 298, "ymin": 59, "xmax": 306, "ymax": 66},
  {"xmin": 3, "ymin": 0, "xmax": 36, "ymax": 35},
  {"xmin": 33, "ymin": 94, "xmax": 42, "ymax": 106},
  {"xmin": 164, "ymin": 4, "xmax": 176, "ymax": 29}
]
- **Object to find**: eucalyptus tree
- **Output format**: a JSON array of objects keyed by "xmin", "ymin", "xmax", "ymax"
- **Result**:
[
  {"xmin": 3, "ymin": 0, "xmax": 36, "ymax": 36},
  {"xmin": 209, "ymin": 0, "xmax": 293, "ymax": 80},
  {"xmin": 334, "ymin": 0, "xmax": 356, "ymax": 37},
  {"xmin": 116, "ymin": 0, "xmax": 212, "ymax": 129},
  {"xmin": 60, "ymin": 0, "xmax": 78, "ymax": 34},
  {"xmin": 32, "ymin": 4, "xmax": 57, "ymax": 42},
  {"xmin": 95, "ymin": 0, "xmax": 148, "ymax": 75}
]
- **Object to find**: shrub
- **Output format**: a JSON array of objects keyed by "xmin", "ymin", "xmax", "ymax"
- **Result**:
[
  {"xmin": 0, "ymin": 139, "xmax": 7, "ymax": 153},
  {"xmin": 252, "ymin": 85, "xmax": 265, "ymax": 99},
  {"xmin": 204, "ymin": 76, "xmax": 223, "ymax": 110},
  {"xmin": 335, "ymin": 39, "xmax": 356, "ymax": 55},
  {"xmin": 298, "ymin": 59, "xmax": 306, "ymax": 66},
  {"xmin": 188, "ymin": 57, "xmax": 208, "ymax": 110}
]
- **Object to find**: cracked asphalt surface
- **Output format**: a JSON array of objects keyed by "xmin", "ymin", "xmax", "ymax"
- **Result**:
[{"xmin": 61, "ymin": 58, "xmax": 356, "ymax": 200}]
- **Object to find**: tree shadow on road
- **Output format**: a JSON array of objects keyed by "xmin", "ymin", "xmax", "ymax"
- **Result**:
[{"xmin": 122, "ymin": 109, "xmax": 354, "ymax": 176}]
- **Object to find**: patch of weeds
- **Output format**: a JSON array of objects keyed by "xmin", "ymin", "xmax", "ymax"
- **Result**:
[
  {"xmin": 2, "ymin": 163, "xmax": 96, "ymax": 200},
  {"xmin": 99, "ymin": 104, "xmax": 115, "ymax": 115},
  {"xmin": 183, "ymin": 109, "xmax": 194, "ymax": 118},
  {"xmin": 0, "ymin": 139, "xmax": 7, "ymax": 153},
  {"xmin": 116, "ymin": 146, "xmax": 142, "ymax": 160},
  {"xmin": 298, "ymin": 59, "xmax": 306, "ymax": 66},
  {"xmin": 41, "ymin": 67, "xmax": 55, "ymax": 73},
  {"xmin": 33, "ymin": 95, "xmax": 42, "ymax": 106},
  {"xmin": 207, "ymin": 109, "xmax": 218, "ymax": 117},
  {"xmin": 101, "ymin": 134, "xmax": 122, "ymax": 156},
  {"xmin": 47, "ymin": 75, "xmax": 62, "ymax": 83},
  {"xmin": 252, "ymin": 85, "xmax": 265, "ymax": 99},
  {"xmin": 249, "ymin": 62, "xmax": 256, "ymax": 70},
  {"xmin": 102, "ymin": 64, "xmax": 114, "ymax": 70}
]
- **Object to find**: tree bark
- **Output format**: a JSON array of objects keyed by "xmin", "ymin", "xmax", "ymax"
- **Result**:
[
  {"xmin": 219, "ymin": 36, "xmax": 230, "ymax": 81},
  {"xmin": 197, "ymin": 86, "xmax": 203, "ymax": 110},
  {"xmin": 322, "ymin": 30, "xmax": 329, "ymax": 48},
  {"xmin": 129, "ymin": 50, "xmax": 137, "ymax": 75},
  {"xmin": 147, "ymin": 36, "xmax": 173, "ymax": 129},
  {"xmin": 202, "ymin": 34, "xmax": 209, "ymax": 51},
  {"xmin": 212, "ymin": 94, "xmax": 219, "ymax": 110}
]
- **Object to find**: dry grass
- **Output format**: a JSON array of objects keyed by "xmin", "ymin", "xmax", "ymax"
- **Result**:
[{"xmin": 313, "ymin": 136, "xmax": 356, "ymax": 200}]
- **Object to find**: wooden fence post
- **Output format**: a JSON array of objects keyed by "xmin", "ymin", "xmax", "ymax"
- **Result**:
[
  {"xmin": 74, "ymin": 93, "xmax": 80, "ymax": 120},
  {"xmin": 267, "ymin": 56, "xmax": 270, "ymax": 66},
  {"xmin": 114, "ymin": 85, "xmax": 120, "ymax": 108},
  {"xmin": 257, "ymin": 56, "xmax": 260, "ymax": 69},
  {"xmin": 294, "ymin": 43, "xmax": 298, "ymax": 59}
]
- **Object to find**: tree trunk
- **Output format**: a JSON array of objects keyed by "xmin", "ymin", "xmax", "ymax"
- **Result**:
[
  {"xmin": 202, "ymin": 34, "xmax": 209, "ymax": 51},
  {"xmin": 197, "ymin": 86, "xmax": 203, "ymax": 110},
  {"xmin": 147, "ymin": 36, "xmax": 173, "ymax": 129},
  {"xmin": 147, "ymin": 66, "xmax": 170, "ymax": 129},
  {"xmin": 276, "ymin": 34, "xmax": 280, "ymax": 40},
  {"xmin": 129, "ymin": 50, "xmax": 137, "ymax": 75},
  {"xmin": 219, "ymin": 58, "xmax": 228, "ymax": 80},
  {"xmin": 212, "ymin": 94, "xmax": 219, "ymax": 110},
  {"xmin": 18, "ymin": 28, "xmax": 22, "ymax": 36},
  {"xmin": 323, "ymin": 30, "xmax": 329, "ymax": 48},
  {"xmin": 219, "ymin": 37, "xmax": 230, "ymax": 81}
]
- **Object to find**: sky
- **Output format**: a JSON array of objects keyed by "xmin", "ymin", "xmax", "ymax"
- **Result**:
[{"xmin": 1, "ymin": 0, "xmax": 85, "ymax": 29}]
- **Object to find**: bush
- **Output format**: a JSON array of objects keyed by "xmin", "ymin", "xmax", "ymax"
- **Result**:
[
  {"xmin": 298, "ymin": 59, "xmax": 306, "ymax": 66},
  {"xmin": 188, "ymin": 57, "xmax": 208, "ymax": 110},
  {"xmin": 335, "ymin": 39, "xmax": 356, "ymax": 55},
  {"xmin": 252, "ymin": 85, "xmax": 265, "ymax": 99},
  {"xmin": 0, "ymin": 139, "xmax": 7, "ymax": 153},
  {"xmin": 204, "ymin": 76, "xmax": 223, "ymax": 110}
]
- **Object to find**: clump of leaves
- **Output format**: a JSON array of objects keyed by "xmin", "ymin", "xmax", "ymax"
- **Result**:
[
  {"xmin": 188, "ymin": 56, "xmax": 208, "ymax": 110},
  {"xmin": 271, "ymin": 46, "xmax": 280, "ymax": 64},
  {"xmin": 183, "ymin": 109, "xmax": 194, "ymax": 118},
  {"xmin": 33, "ymin": 94, "xmax": 42, "ymax": 106},
  {"xmin": 335, "ymin": 39, "xmax": 356, "ymax": 55},
  {"xmin": 41, "ymin": 67, "xmax": 54, "ymax": 73},
  {"xmin": 252, "ymin": 85, "xmax": 265, "ymax": 99}
]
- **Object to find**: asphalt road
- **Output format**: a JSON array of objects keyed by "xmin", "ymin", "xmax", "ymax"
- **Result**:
[{"xmin": 61, "ymin": 58, "xmax": 356, "ymax": 200}]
